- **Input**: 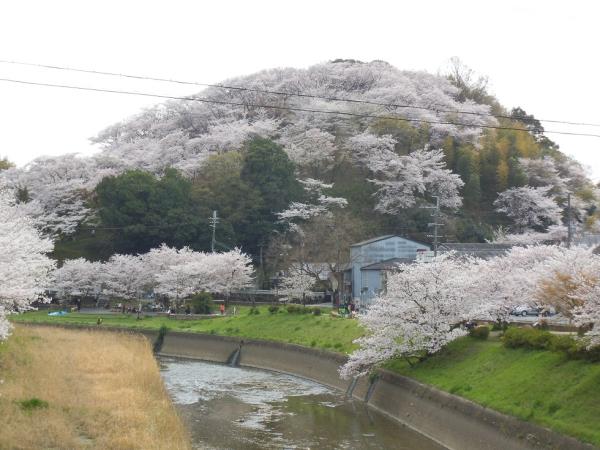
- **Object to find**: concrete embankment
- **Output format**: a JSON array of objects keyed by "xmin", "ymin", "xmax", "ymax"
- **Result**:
[
  {"xmin": 24, "ymin": 324, "xmax": 595, "ymax": 450},
  {"xmin": 155, "ymin": 330, "xmax": 595, "ymax": 450}
]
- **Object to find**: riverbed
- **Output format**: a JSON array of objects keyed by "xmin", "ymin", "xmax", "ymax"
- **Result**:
[{"xmin": 160, "ymin": 357, "xmax": 445, "ymax": 450}]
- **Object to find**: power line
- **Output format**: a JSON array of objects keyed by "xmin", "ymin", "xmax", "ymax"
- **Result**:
[
  {"xmin": 1, "ymin": 58, "xmax": 599, "ymax": 128},
  {"xmin": 81, "ymin": 222, "xmax": 198, "ymax": 231},
  {"xmin": 1, "ymin": 76, "xmax": 600, "ymax": 139}
]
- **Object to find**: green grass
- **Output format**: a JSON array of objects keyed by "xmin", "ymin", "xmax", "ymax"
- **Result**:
[
  {"xmin": 11, "ymin": 306, "xmax": 362, "ymax": 354},
  {"xmin": 385, "ymin": 335, "xmax": 600, "ymax": 446},
  {"xmin": 18, "ymin": 398, "xmax": 49, "ymax": 411}
]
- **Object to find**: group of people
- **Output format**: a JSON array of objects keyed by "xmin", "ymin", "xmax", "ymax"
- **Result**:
[
  {"xmin": 116, "ymin": 303, "xmax": 140, "ymax": 314},
  {"xmin": 339, "ymin": 301, "xmax": 358, "ymax": 318}
]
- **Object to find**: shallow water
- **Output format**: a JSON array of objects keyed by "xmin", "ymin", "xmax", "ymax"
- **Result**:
[{"xmin": 160, "ymin": 358, "xmax": 445, "ymax": 450}]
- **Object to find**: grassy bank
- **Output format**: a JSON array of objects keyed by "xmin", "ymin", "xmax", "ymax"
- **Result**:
[
  {"xmin": 0, "ymin": 325, "xmax": 190, "ymax": 450},
  {"xmin": 12, "ymin": 306, "xmax": 362, "ymax": 354},
  {"xmin": 386, "ymin": 335, "xmax": 600, "ymax": 447}
]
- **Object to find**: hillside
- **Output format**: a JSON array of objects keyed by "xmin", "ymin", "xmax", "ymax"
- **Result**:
[{"xmin": 1, "ymin": 60, "xmax": 597, "ymax": 272}]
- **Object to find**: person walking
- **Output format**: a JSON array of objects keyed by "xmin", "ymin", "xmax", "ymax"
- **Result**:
[{"xmin": 219, "ymin": 303, "xmax": 225, "ymax": 315}]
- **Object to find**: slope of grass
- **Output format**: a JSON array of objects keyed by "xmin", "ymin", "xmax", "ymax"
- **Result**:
[
  {"xmin": 0, "ymin": 325, "xmax": 189, "ymax": 449},
  {"xmin": 386, "ymin": 336, "xmax": 600, "ymax": 447},
  {"xmin": 12, "ymin": 306, "xmax": 362, "ymax": 354}
]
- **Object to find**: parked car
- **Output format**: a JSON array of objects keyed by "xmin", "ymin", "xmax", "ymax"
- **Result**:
[{"xmin": 510, "ymin": 305, "xmax": 556, "ymax": 317}]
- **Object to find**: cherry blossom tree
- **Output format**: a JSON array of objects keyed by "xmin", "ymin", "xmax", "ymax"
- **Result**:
[
  {"xmin": 0, "ymin": 188, "xmax": 55, "ymax": 339},
  {"xmin": 533, "ymin": 246, "xmax": 598, "ymax": 315},
  {"xmin": 142, "ymin": 244, "xmax": 197, "ymax": 298},
  {"xmin": 527, "ymin": 246, "xmax": 600, "ymax": 347},
  {"xmin": 341, "ymin": 254, "xmax": 475, "ymax": 378},
  {"xmin": 469, "ymin": 245, "xmax": 563, "ymax": 322},
  {"xmin": 494, "ymin": 186, "xmax": 562, "ymax": 232},
  {"xmin": 348, "ymin": 133, "xmax": 463, "ymax": 212},
  {"xmin": 1, "ymin": 154, "xmax": 97, "ymax": 236},
  {"xmin": 341, "ymin": 244, "xmax": 600, "ymax": 376},
  {"xmin": 278, "ymin": 269, "xmax": 315, "ymax": 304},
  {"xmin": 572, "ymin": 283, "xmax": 600, "ymax": 348},
  {"xmin": 491, "ymin": 225, "xmax": 567, "ymax": 245},
  {"xmin": 151, "ymin": 246, "xmax": 254, "ymax": 305},
  {"xmin": 206, "ymin": 249, "xmax": 254, "ymax": 296},
  {"xmin": 277, "ymin": 123, "xmax": 337, "ymax": 176},
  {"xmin": 53, "ymin": 258, "xmax": 104, "ymax": 301},
  {"xmin": 103, "ymin": 254, "xmax": 147, "ymax": 301},
  {"xmin": 556, "ymin": 156, "xmax": 591, "ymax": 194},
  {"xmin": 278, "ymin": 179, "xmax": 347, "ymax": 222},
  {"xmin": 519, "ymin": 157, "xmax": 567, "ymax": 193}
]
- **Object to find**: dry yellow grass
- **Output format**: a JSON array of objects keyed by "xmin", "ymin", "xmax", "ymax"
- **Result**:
[{"xmin": 0, "ymin": 325, "xmax": 190, "ymax": 450}]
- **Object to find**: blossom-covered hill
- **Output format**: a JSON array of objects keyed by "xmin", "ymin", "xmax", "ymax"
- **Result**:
[{"xmin": 1, "ymin": 59, "xmax": 597, "ymax": 252}]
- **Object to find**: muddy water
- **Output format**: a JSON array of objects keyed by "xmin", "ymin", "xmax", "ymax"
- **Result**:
[{"xmin": 160, "ymin": 358, "xmax": 445, "ymax": 450}]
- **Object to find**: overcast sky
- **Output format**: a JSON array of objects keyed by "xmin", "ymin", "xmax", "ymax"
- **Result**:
[{"xmin": 1, "ymin": 0, "xmax": 598, "ymax": 178}]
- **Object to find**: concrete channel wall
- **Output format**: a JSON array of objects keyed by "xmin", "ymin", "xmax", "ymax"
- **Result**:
[
  {"xmin": 23, "ymin": 324, "xmax": 595, "ymax": 450},
  {"xmin": 154, "ymin": 331, "xmax": 595, "ymax": 450}
]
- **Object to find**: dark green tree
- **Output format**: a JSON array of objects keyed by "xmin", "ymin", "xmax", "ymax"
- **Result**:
[
  {"xmin": 507, "ymin": 156, "xmax": 528, "ymax": 188},
  {"xmin": 239, "ymin": 138, "xmax": 302, "ymax": 258},
  {"xmin": 95, "ymin": 169, "xmax": 206, "ymax": 254},
  {"xmin": 191, "ymin": 152, "xmax": 263, "ymax": 252},
  {"xmin": 241, "ymin": 138, "xmax": 302, "ymax": 212}
]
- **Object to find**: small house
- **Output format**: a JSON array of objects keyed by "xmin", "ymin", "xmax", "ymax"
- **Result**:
[{"xmin": 344, "ymin": 235, "xmax": 430, "ymax": 307}]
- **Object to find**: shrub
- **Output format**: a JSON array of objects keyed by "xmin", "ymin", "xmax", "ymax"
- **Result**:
[
  {"xmin": 188, "ymin": 292, "xmax": 213, "ymax": 314},
  {"xmin": 491, "ymin": 320, "xmax": 507, "ymax": 331},
  {"xmin": 285, "ymin": 304, "xmax": 321, "ymax": 314},
  {"xmin": 577, "ymin": 323, "xmax": 593, "ymax": 337},
  {"xmin": 268, "ymin": 305, "xmax": 279, "ymax": 314},
  {"xmin": 529, "ymin": 330, "xmax": 554, "ymax": 349},
  {"xmin": 248, "ymin": 306, "xmax": 260, "ymax": 315},
  {"xmin": 469, "ymin": 325, "xmax": 490, "ymax": 340},
  {"xmin": 549, "ymin": 335, "xmax": 578, "ymax": 353},
  {"xmin": 503, "ymin": 327, "xmax": 553, "ymax": 350},
  {"xmin": 536, "ymin": 319, "xmax": 550, "ymax": 331},
  {"xmin": 581, "ymin": 344, "xmax": 600, "ymax": 362},
  {"xmin": 153, "ymin": 325, "xmax": 168, "ymax": 353},
  {"xmin": 19, "ymin": 398, "xmax": 49, "ymax": 411},
  {"xmin": 502, "ymin": 327, "xmax": 600, "ymax": 361}
]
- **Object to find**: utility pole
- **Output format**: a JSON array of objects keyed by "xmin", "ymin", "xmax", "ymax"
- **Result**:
[
  {"xmin": 567, "ymin": 192, "xmax": 573, "ymax": 248},
  {"xmin": 422, "ymin": 196, "xmax": 444, "ymax": 257},
  {"xmin": 431, "ymin": 196, "xmax": 442, "ymax": 257},
  {"xmin": 209, "ymin": 210, "xmax": 219, "ymax": 253}
]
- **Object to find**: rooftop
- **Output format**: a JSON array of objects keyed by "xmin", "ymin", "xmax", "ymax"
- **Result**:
[
  {"xmin": 437, "ymin": 242, "xmax": 513, "ymax": 259},
  {"xmin": 351, "ymin": 234, "xmax": 430, "ymax": 248},
  {"xmin": 350, "ymin": 235, "xmax": 396, "ymax": 247},
  {"xmin": 360, "ymin": 257, "xmax": 416, "ymax": 271}
]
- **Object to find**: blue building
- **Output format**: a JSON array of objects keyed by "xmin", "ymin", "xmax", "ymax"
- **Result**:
[{"xmin": 344, "ymin": 235, "xmax": 430, "ymax": 307}]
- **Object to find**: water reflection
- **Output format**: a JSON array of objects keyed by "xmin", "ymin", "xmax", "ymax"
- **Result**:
[{"xmin": 160, "ymin": 358, "xmax": 445, "ymax": 450}]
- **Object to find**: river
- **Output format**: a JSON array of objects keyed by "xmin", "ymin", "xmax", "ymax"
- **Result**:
[{"xmin": 160, "ymin": 357, "xmax": 445, "ymax": 450}]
